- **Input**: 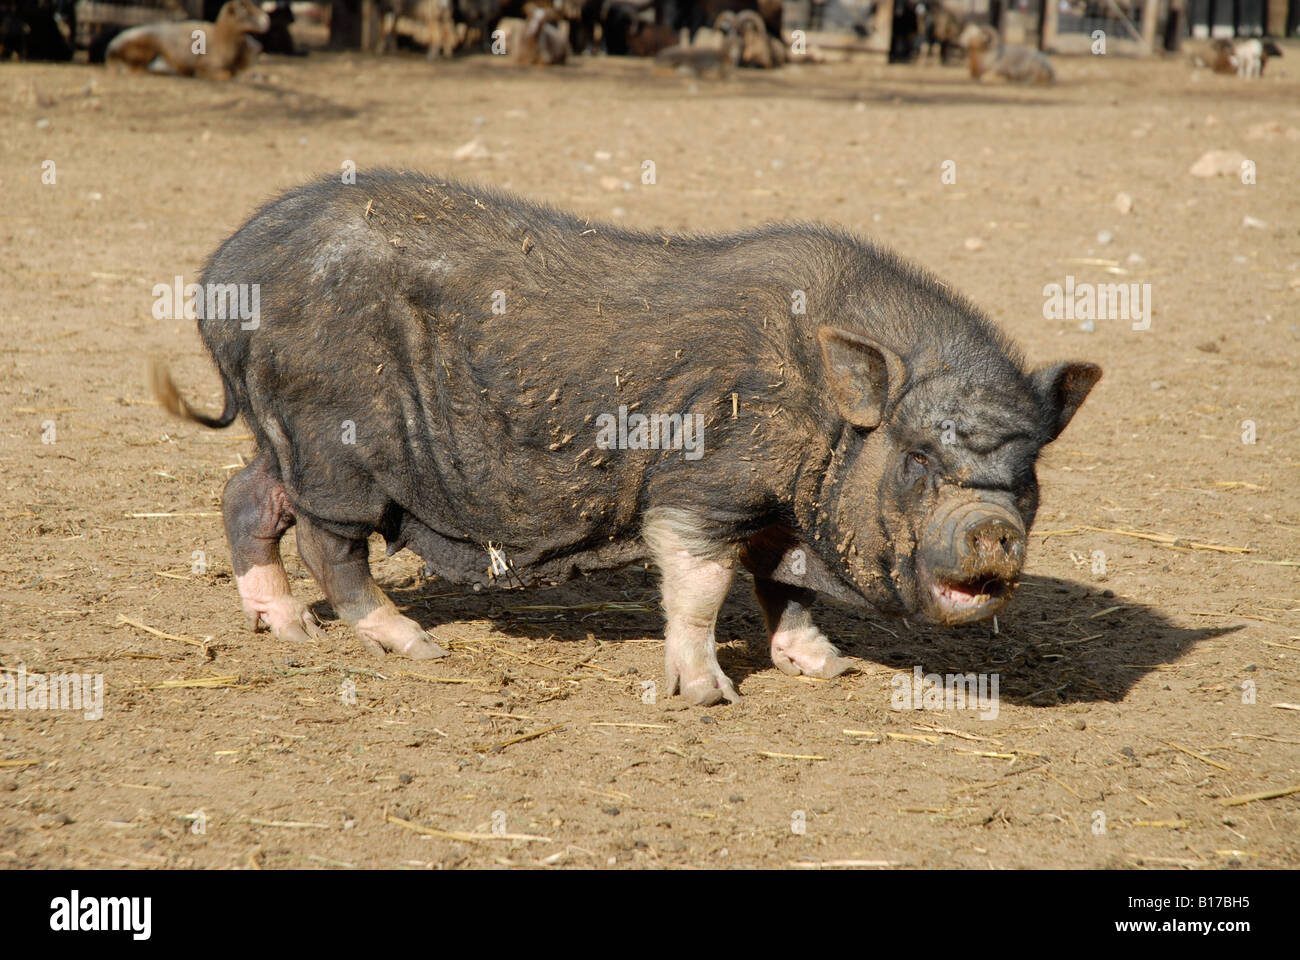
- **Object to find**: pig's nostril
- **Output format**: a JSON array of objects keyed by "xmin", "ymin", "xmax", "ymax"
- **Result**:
[{"xmin": 961, "ymin": 519, "xmax": 1024, "ymax": 572}]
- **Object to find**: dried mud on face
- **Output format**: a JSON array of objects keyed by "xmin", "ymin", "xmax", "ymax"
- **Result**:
[{"xmin": 1, "ymin": 49, "xmax": 1298, "ymax": 869}]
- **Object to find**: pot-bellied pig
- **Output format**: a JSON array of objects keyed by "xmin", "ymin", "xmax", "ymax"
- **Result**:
[{"xmin": 153, "ymin": 172, "xmax": 1100, "ymax": 705}]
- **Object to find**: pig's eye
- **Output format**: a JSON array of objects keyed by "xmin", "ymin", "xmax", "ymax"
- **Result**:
[{"xmin": 903, "ymin": 451, "xmax": 930, "ymax": 485}]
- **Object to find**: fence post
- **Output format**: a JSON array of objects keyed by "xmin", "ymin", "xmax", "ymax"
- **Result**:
[
  {"xmin": 869, "ymin": 0, "xmax": 893, "ymax": 52},
  {"xmin": 1040, "ymin": 0, "xmax": 1059, "ymax": 50},
  {"xmin": 361, "ymin": 0, "xmax": 380, "ymax": 52},
  {"xmin": 1141, "ymin": 0, "xmax": 1161, "ymax": 50}
]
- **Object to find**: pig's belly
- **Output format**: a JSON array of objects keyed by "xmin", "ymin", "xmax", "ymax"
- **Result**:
[{"xmin": 383, "ymin": 509, "xmax": 648, "ymax": 589}]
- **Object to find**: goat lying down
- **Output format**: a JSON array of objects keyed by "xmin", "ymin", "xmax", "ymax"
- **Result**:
[
  {"xmin": 106, "ymin": 0, "xmax": 271, "ymax": 78},
  {"xmin": 1190, "ymin": 36, "xmax": 1283, "ymax": 78},
  {"xmin": 960, "ymin": 24, "xmax": 1054, "ymax": 84},
  {"xmin": 105, "ymin": 0, "xmax": 269, "ymax": 78}
]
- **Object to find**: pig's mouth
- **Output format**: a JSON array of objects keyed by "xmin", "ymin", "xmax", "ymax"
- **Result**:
[
  {"xmin": 918, "ymin": 562, "xmax": 1015, "ymax": 624},
  {"xmin": 916, "ymin": 496, "xmax": 1026, "ymax": 625}
]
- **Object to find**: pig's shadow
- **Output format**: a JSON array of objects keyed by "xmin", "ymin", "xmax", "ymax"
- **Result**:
[{"xmin": 382, "ymin": 569, "xmax": 1239, "ymax": 706}]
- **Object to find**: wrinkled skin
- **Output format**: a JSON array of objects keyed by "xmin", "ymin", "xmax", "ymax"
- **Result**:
[
  {"xmin": 154, "ymin": 171, "xmax": 1099, "ymax": 703},
  {"xmin": 799, "ymin": 341, "xmax": 1098, "ymax": 628}
]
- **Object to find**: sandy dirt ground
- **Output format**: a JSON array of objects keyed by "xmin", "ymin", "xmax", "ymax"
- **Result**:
[{"xmin": 1, "ymin": 43, "xmax": 1298, "ymax": 870}]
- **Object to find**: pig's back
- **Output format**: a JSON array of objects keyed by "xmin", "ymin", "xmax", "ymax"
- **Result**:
[{"xmin": 195, "ymin": 172, "xmax": 816, "ymax": 554}]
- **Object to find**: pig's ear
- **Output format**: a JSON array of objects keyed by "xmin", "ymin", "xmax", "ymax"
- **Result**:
[
  {"xmin": 817, "ymin": 326, "xmax": 908, "ymax": 430},
  {"xmin": 1031, "ymin": 362, "xmax": 1102, "ymax": 441}
]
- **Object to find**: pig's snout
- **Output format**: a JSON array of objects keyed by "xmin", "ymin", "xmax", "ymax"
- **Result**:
[
  {"xmin": 957, "ymin": 509, "xmax": 1025, "ymax": 581},
  {"xmin": 919, "ymin": 496, "xmax": 1026, "ymax": 625}
]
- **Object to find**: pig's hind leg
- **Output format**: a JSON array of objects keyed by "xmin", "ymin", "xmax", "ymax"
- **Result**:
[
  {"xmin": 644, "ymin": 509, "xmax": 742, "ymax": 705},
  {"xmin": 753, "ymin": 579, "xmax": 855, "ymax": 680},
  {"xmin": 294, "ymin": 514, "xmax": 449, "ymax": 660},
  {"xmin": 223, "ymin": 454, "xmax": 322, "ymax": 643}
]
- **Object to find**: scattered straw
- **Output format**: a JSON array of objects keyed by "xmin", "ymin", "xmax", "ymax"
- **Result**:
[
  {"xmin": 1165, "ymin": 741, "xmax": 1232, "ymax": 772},
  {"xmin": 1219, "ymin": 783, "xmax": 1300, "ymax": 807},
  {"xmin": 1089, "ymin": 605, "xmax": 1124, "ymax": 619},
  {"xmin": 1189, "ymin": 610, "xmax": 1279, "ymax": 623},
  {"xmin": 137, "ymin": 674, "xmax": 239, "ymax": 690},
  {"xmin": 387, "ymin": 814, "xmax": 551, "ymax": 843},
  {"xmin": 912, "ymin": 723, "xmax": 999, "ymax": 744},
  {"xmin": 1032, "ymin": 525, "xmax": 1249, "ymax": 554},
  {"xmin": 1044, "ymin": 771, "xmax": 1082, "ymax": 799},
  {"xmin": 590, "ymin": 722, "xmax": 670, "ymax": 729},
  {"xmin": 758, "ymin": 751, "xmax": 827, "ymax": 761},
  {"xmin": 0, "ymin": 759, "xmax": 39, "ymax": 768},
  {"xmin": 305, "ymin": 854, "xmax": 356, "ymax": 869},
  {"xmin": 578, "ymin": 786, "xmax": 633, "ymax": 802},
  {"xmin": 503, "ymin": 601, "xmax": 655, "ymax": 614},
  {"xmin": 396, "ymin": 671, "xmax": 483, "ymax": 685},
  {"xmin": 1126, "ymin": 854, "xmax": 1202, "ymax": 867},
  {"xmin": 244, "ymin": 818, "xmax": 331, "ymax": 830},
  {"xmin": 117, "ymin": 615, "xmax": 210, "ymax": 653},
  {"xmin": 474, "ymin": 723, "xmax": 564, "ymax": 753},
  {"xmin": 789, "ymin": 859, "xmax": 900, "ymax": 869}
]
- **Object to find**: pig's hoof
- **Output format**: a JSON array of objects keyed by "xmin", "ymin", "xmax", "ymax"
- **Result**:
[
  {"xmin": 770, "ymin": 629, "xmax": 856, "ymax": 679},
  {"xmin": 277, "ymin": 607, "xmax": 324, "ymax": 645},
  {"xmin": 355, "ymin": 608, "xmax": 450, "ymax": 660},
  {"xmin": 247, "ymin": 599, "xmax": 323, "ymax": 644},
  {"xmin": 668, "ymin": 663, "xmax": 742, "ymax": 706}
]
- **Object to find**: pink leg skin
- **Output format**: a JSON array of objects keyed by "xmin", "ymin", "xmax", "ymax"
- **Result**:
[
  {"xmin": 645, "ymin": 513, "xmax": 742, "ymax": 706},
  {"xmin": 352, "ymin": 602, "xmax": 449, "ymax": 660},
  {"xmin": 235, "ymin": 563, "xmax": 322, "ymax": 643},
  {"xmin": 754, "ymin": 579, "xmax": 855, "ymax": 679},
  {"xmin": 223, "ymin": 454, "xmax": 321, "ymax": 644}
]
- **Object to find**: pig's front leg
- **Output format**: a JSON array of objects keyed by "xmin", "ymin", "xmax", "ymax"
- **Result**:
[
  {"xmin": 645, "ymin": 512, "xmax": 742, "ymax": 706},
  {"xmin": 753, "ymin": 579, "xmax": 855, "ymax": 679}
]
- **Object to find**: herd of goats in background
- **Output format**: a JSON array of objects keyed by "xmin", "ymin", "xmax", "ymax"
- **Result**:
[{"xmin": 0, "ymin": 0, "xmax": 1286, "ymax": 82}]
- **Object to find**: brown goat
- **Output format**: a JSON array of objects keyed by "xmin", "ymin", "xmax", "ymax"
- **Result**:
[
  {"xmin": 962, "ymin": 24, "xmax": 1053, "ymax": 84},
  {"xmin": 106, "ymin": 0, "xmax": 270, "ymax": 78},
  {"xmin": 1188, "ymin": 37, "xmax": 1236, "ymax": 73},
  {"xmin": 515, "ymin": 5, "xmax": 568, "ymax": 63},
  {"xmin": 732, "ymin": 8, "xmax": 783, "ymax": 67}
]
